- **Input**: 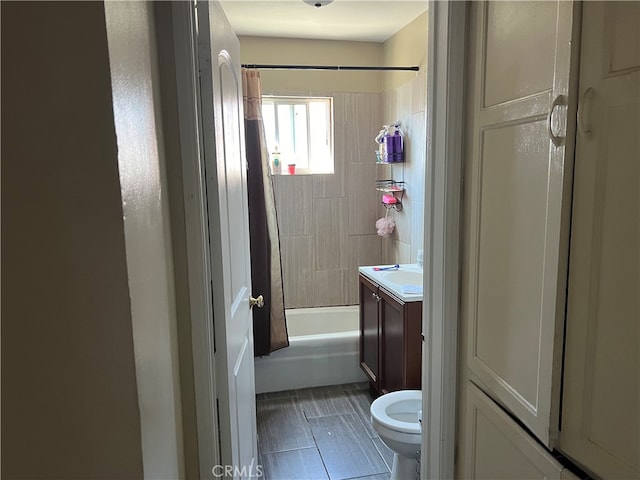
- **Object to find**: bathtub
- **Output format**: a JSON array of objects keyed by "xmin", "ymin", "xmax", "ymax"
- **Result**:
[{"xmin": 254, "ymin": 305, "xmax": 366, "ymax": 394}]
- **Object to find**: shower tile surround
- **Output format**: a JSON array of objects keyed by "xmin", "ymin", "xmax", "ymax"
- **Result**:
[
  {"xmin": 256, "ymin": 383, "xmax": 393, "ymax": 480},
  {"xmin": 272, "ymin": 92, "xmax": 385, "ymax": 307},
  {"xmin": 381, "ymin": 71, "xmax": 427, "ymax": 266},
  {"xmin": 272, "ymin": 79, "xmax": 426, "ymax": 308}
]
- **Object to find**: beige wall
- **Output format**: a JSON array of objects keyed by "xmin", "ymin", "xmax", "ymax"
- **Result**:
[
  {"xmin": 383, "ymin": 11, "xmax": 429, "ymax": 91},
  {"xmin": 239, "ymin": 36, "xmax": 384, "ymax": 93},
  {"xmin": 104, "ymin": 2, "xmax": 184, "ymax": 478},
  {"xmin": 1, "ymin": 2, "xmax": 143, "ymax": 478},
  {"xmin": 381, "ymin": 11, "xmax": 428, "ymax": 265}
]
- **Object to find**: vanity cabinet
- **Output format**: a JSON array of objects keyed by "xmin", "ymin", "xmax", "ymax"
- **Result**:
[{"xmin": 359, "ymin": 274, "xmax": 422, "ymax": 395}]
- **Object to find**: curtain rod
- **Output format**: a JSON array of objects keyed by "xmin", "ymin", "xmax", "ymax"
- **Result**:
[{"xmin": 242, "ymin": 64, "xmax": 419, "ymax": 72}]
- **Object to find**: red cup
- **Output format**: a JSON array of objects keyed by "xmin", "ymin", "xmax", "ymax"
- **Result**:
[{"xmin": 287, "ymin": 164, "xmax": 296, "ymax": 175}]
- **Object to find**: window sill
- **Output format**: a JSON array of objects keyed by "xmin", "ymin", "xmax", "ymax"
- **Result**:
[{"xmin": 270, "ymin": 169, "xmax": 333, "ymax": 176}]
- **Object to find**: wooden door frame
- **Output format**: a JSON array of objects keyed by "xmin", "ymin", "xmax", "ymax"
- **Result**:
[
  {"xmin": 167, "ymin": 0, "xmax": 469, "ymax": 477},
  {"xmin": 170, "ymin": 1, "xmax": 222, "ymax": 477},
  {"xmin": 421, "ymin": 1, "xmax": 467, "ymax": 478}
]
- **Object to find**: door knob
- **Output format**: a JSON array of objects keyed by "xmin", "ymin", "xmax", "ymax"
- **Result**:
[{"xmin": 249, "ymin": 295, "xmax": 264, "ymax": 309}]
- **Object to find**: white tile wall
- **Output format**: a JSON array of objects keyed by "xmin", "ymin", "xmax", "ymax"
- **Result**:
[{"xmin": 381, "ymin": 73, "xmax": 427, "ymax": 266}]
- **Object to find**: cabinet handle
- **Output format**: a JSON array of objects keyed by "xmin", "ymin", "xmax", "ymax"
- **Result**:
[
  {"xmin": 371, "ymin": 292, "xmax": 381, "ymax": 302},
  {"xmin": 548, "ymin": 94, "xmax": 567, "ymax": 147},
  {"xmin": 578, "ymin": 87, "xmax": 594, "ymax": 137}
]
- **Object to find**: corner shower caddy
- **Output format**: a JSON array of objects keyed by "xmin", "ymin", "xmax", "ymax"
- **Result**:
[{"xmin": 376, "ymin": 179, "xmax": 405, "ymax": 212}]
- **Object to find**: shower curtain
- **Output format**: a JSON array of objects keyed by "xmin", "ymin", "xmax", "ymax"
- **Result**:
[{"xmin": 242, "ymin": 68, "xmax": 289, "ymax": 356}]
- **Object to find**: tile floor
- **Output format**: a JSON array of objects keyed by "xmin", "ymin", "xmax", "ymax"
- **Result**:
[{"xmin": 256, "ymin": 383, "xmax": 395, "ymax": 480}]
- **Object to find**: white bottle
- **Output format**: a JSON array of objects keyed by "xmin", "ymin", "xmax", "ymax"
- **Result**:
[{"xmin": 272, "ymin": 146, "xmax": 281, "ymax": 174}]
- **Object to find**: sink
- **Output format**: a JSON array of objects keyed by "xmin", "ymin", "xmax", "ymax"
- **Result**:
[
  {"xmin": 381, "ymin": 270, "xmax": 423, "ymax": 286},
  {"xmin": 359, "ymin": 264, "xmax": 424, "ymax": 300}
]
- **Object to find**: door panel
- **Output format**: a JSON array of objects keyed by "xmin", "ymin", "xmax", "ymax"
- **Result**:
[
  {"xmin": 463, "ymin": 0, "xmax": 579, "ymax": 447},
  {"xmin": 483, "ymin": 2, "xmax": 557, "ymax": 107},
  {"xmin": 605, "ymin": 2, "xmax": 640, "ymax": 74},
  {"xmin": 560, "ymin": 2, "xmax": 639, "ymax": 478},
  {"xmin": 475, "ymin": 120, "xmax": 550, "ymax": 410},
  {"xmin": 220, "ymin": 56, "xmax": 247, "ymax": 300},
  {"xmin": 198, "ymin": 1, "xmax": 257, "ymax": 476},
  {"xmin": 471, "ymin": 117, "xmax": 553, "ymax": 427},
  {"xmin": 234, "ymin": 338, "xmax": 257, "ymax": 475},
  {"xmin": 460, "ymin": 382, "xmax": 564, "ymax": 480}
]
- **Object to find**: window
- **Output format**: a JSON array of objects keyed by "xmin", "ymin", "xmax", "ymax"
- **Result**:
[{"xmin": 262, "ymin": 96, "xmax": 334, "ymax": 174}]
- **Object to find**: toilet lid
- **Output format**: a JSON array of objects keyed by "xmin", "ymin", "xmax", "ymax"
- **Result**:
[{"xmin": 370, "ymin": 390, "xmax": 422, "ymax": 435}]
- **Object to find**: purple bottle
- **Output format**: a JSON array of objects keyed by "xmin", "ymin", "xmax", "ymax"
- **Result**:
[
  {"xmin": 393, "ymin": 131, "xmax": 403, "ymax": 162},
  {"xmin": 392, "ymin": 125, "xmax": 404, "ymax": 162},
  {"xmin": 383, "ymin": 132, "xmax": 394, "ymax": 163}
]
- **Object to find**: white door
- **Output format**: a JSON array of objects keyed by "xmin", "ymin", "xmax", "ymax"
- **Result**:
[
  {"xmin": 462, "ymin": 1, "xmax": 579, "ymax": 447},
  {"xmin": 197, "ymin": 1, "xmax": 258, "ymax": 476},
  {"xmin": 559, "ymin": 2, "xmax": 639, "ymax": 478},
  {"xmin": 460, "ymin": 383, "xmax": 565, "ymax": 480}
]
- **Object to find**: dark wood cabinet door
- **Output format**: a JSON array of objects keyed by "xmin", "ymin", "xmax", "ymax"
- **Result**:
[
  {"xmin": 403, "ymin": 300, "xmax": 423, "ymax": 389},
  {"xmin": 359, "ymin": 275, "xmax": 380, "ymax": 387},
  {"xmin": 380, "ymin": 289, "xmax": 405, "ymax": 393}
]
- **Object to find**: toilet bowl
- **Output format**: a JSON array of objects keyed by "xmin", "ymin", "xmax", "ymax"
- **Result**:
[{"xmin": 370, "ymin": 390, "xmax": 422, "ymax": 480}]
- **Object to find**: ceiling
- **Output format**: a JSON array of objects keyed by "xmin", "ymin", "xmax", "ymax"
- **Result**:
[{"xmin": 219, "ymin": 0, "xmax": 429, "ymax": 43}]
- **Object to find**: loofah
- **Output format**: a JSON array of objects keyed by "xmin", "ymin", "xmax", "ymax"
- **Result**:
[{"xmin": 376, "ymin": 216, "xmax": 396, "ymax": 237}]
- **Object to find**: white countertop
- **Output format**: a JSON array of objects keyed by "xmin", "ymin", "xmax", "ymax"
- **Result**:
[{"xmin": 358, "ymin": 264, "xmax": 424, "ymax": 302}]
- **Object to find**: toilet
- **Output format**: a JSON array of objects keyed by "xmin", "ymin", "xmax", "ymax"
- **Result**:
[{"xmin": 370, "ymin": 390, "xmax": 422, "ymax": 480}]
